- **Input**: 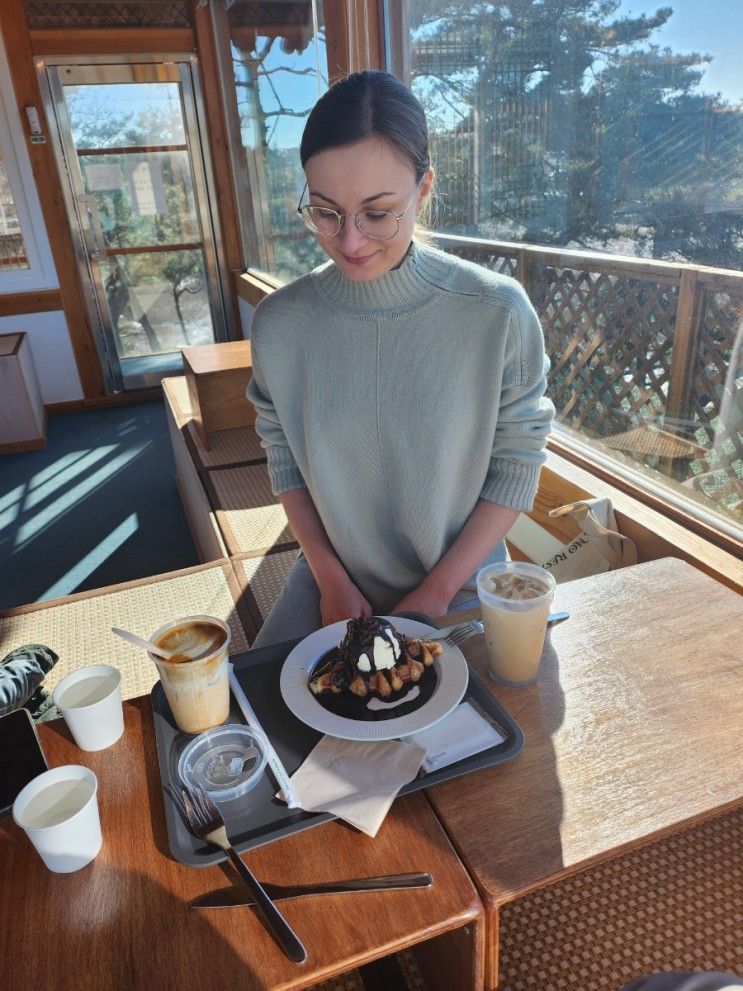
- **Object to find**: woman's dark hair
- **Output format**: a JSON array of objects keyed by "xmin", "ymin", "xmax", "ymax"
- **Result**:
[{"xmin": 300, "ymin": 71, "xmax": 430, "ymax": 181}]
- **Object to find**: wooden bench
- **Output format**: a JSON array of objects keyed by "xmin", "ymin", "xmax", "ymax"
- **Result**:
[{"xmin": 162, "ymin": 374, "xmax": 299, "ymax": 637}]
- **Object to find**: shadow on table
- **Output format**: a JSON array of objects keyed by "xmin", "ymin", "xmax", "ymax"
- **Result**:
[{"xmin": 452, "ymin": 624, "xmax": 567, "ymax": 904}]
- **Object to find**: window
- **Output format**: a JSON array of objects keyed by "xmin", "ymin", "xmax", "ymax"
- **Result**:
[
  {"xmin": 407, "ymin": 1, "xmax": 743, "ymax": 539},
  {"xmin": 0, "ymin": 148, "xmax": 28, "ymax": 270},
  {"xmin": 220, "ymin": 0, "xmax": 328, "ymax": 283},
  {"xmin": 0, "ymin": 30, "xmax": 58, "ymax": 291}
]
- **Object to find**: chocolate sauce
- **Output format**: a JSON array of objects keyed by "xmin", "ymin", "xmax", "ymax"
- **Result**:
[{"xmin": 310, "ymin": 647, "xmax": 438, "ymax": 723}]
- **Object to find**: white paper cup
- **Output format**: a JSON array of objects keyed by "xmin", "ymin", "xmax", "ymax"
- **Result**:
[
  {"xmin": 13, "ymin": 765, "xmax": 102, "ymax": 873},
  {"xmin": 53, "ymin": 664, "xmax": 124, "ymax": 751}
]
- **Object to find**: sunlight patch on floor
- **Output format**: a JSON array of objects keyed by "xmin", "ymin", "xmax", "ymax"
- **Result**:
[
  {"xmin": 26, "ymin": 446, "xmax": 117, "ymax": 508},
  {"xmin": 41, "ymin": 513, "xmax": 139, "ymax": 599},
  {"xmin": 28, "ymin": 448, "xmax": 97, "ymax": 489},
  {"xmin": 14, "ymin": 443, "xmax": 150, "ymax": 548},
  {"xmin": 0, "ymin": 484, "xmax": 25, "ymax": 532}
]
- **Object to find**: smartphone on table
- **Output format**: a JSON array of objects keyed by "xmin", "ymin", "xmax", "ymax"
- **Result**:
[{"xmin": 0, "ymin": 708, "xmax": 48, "ymax": 815}]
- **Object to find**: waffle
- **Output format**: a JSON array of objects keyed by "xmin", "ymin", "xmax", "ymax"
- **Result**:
[{"xmin": 308, "ymin": 616, "xmax": 443, "ymax": 699}]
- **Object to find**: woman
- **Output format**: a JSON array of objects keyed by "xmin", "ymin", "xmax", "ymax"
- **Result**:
[{"xmin": 248, "ymin": 70, "xmax": 554, "ymax": 646}]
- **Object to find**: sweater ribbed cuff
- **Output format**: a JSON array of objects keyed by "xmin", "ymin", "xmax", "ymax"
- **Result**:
[
  {"xmin": 480, "ymin": 460, "xmax": 543, "ymax": 512},
  {"xmin": 266, "ymin": 446, "xmax": 306, "ymax": 495}
]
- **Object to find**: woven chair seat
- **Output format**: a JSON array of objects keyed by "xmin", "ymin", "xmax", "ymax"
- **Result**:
[
  {"xmin": 187, "ymin": 421, "xmax": 266, "ymax": 469},
  {"xmin": 0, "ymin": 562, "xmax": 249, "ymax": 701},
  {"xmin": 497, "ymin": 808, "xmax": 743, "ymax": 991},
  {"xmin": 209, "ymin": 464, "xmax": 297, "ymax": 556},
  {"xmin": 163, "ymin": 376, "xmax": 266, "ymax": 468},
  {"xmin": 232, "ymin": 549, "xmax": 299, "ymax": 631}
]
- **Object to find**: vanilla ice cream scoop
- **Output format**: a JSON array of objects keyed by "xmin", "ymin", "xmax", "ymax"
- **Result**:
[{"xmin": 340, "ymin": 617, "xmax": 404, "ymax": 674}]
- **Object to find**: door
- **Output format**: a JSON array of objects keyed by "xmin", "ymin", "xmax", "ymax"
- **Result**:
[{"xmin": 41, "ymin": 58, "xmax": 227, "ymax": 392}]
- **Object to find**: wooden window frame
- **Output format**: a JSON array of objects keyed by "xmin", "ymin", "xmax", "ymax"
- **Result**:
[
  {"xmin": 0, "ymin": 28, "xmax": 59, "ymax": 292},
  {"xmin": 324, "ymin": 0, "xmax": 383, "ymax": 82}
]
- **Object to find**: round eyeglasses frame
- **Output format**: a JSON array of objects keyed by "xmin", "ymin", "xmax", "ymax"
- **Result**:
[{"xmin": 297, "ymin": 180, "xmax": 423, "ymax": 241}]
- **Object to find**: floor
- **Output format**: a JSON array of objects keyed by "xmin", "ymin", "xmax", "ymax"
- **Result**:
[{"xmin": 0, "ymin": 399, "xmax": 198, "ymax": 611}]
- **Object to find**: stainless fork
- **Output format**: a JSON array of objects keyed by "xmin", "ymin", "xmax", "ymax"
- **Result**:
[
  {"xmin": 428, "ymin": 619, "xmax": 484, "ymax": 647},
  {"xmin": 431, "ymin": 611, "xmax": 569, "ymax": 648},
  {"xmin": 181, "ymin": 786, "xmax": 307, "ymax": 963}
]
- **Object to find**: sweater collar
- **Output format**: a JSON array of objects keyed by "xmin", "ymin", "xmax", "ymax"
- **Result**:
[{"xmin": 312, "ymin": 240, "xmax": 440, "ymax": 316}]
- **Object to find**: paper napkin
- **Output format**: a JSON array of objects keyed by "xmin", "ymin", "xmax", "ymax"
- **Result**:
[
  {"xmin": 286, "ymin": 736, "xmax": 427, "ymax": 837},
  {"xmin": 407, "ymin": 701, "xmax": 505, "ymax": 773}
]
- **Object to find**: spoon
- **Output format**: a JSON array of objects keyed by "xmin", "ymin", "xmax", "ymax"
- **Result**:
[{"xmin": 111, "ymin": 626, "xmax": 174, "ymax": 660}]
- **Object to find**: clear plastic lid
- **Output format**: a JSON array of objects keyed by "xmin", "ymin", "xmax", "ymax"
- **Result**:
[{"xmin": 177, "ymin": 724, "xmax": 268, "ymax": 803}]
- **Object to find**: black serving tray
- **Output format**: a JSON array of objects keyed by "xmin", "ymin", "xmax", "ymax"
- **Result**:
[{"xmin": 152, "ymin": 615, "xmax": 524, "ymax": 866}]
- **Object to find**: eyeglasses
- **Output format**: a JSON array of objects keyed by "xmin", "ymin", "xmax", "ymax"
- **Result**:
[{"xmin": 297, "ymin": 180, "xmax": 423, "ymax": 241}]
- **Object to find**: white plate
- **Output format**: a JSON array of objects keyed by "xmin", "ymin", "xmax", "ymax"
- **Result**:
[{"xmin": 279, "ymin": 617, "xmax": 469, "ymax": 742}]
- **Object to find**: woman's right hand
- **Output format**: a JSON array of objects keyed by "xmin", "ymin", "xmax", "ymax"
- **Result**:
[{"xmin": 318, "ymin": 574, "xmax": 372, "ymax": 626}]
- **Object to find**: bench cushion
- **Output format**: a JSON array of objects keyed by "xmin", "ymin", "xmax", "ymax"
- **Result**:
[
  {"xmin": 0, "ymin": 561, "xmax": 250, "ymax": 701},
  {"xmin": 208, "ymin": 464, "xmax": 298, "ymax": 557},
  {"xmin": 231, "ymin": 549, "xmax": 300, "ymax": 632}
]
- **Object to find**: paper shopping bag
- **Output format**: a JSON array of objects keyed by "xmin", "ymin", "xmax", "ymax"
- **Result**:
[{"xmin": 506, "ymin": 498, "xmax": 637, "ymax": 583}]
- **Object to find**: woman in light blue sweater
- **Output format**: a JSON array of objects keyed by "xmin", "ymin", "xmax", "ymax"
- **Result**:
[{"xmin": 247, "ymin": 71, "xmax": 554, "ymax": 646}]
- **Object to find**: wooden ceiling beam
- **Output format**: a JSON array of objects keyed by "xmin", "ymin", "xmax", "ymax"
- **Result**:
[{"xmin": 29, "ymin": 28, "xmax": 195, "ymax": 56}]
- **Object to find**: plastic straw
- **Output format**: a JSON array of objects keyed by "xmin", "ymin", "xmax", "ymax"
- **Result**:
[{"xmin": 228, "ymin": 663, "xmax": 300, "ymax": 809}]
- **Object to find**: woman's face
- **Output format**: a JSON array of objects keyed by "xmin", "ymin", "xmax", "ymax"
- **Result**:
[{"xmin": 303, "ymin": 136, "xmax": 433, "ymax": 282}]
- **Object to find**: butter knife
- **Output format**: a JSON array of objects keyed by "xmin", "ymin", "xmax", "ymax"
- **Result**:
[{"xmin": 190, "ymin": 871, "xmax": 433, "ymax": 909}]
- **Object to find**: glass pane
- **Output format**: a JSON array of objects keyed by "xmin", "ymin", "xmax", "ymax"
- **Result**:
[
  {"xmin": 0, "ymin": 149, "xmax": 29, "ymax": 270},
  {"xmin": 101, "ymin": 250, "xmax": 212, "ymax": 359},
  {"xmin": 540, "ymin": 266, "xmax": 742, "ymax": 532},
  {"xmin": 226, "ymin": 0, "xmax": 328, "ymax": 281},
  {"xmin": 409, "ymin": 1, "xmax": 743, "ymax": 270},
  {"xmin": 65, "ymin": 82, "xmax": 186, "ymax": 149},
  {"xmin": 80, "ymin": 151, "xmax": 200, "ymax": 248},
  {"xmin": 409, "ymin": 1, "xmax": 743, "ymax": 538}
]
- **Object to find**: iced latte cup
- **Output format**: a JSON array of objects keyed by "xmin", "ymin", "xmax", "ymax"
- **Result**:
[
  {"xmin": 148, "ymin": 615, "xmax": 231, "ymax": 734},
  {"xmin": 476, "ymin": 562, "xmax": 556, "ymax": 686}
]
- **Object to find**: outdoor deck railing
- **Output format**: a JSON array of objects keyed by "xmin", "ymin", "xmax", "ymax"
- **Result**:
[{"xmin": 432, "ymin": 232, "xmax": 743, "ymax": 518}]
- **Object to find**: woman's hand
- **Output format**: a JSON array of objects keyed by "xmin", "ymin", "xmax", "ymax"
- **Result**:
[
  {"xmin": 393, "ymin": 586, "xmax": 452, "ymax": 623},
  {"xmin": 319, "ymin": 574, "xmax": 372, "ymax": 626},
  {"xmin": 395, "ymin": 501, "xmax": 521, "ymax": 622}
]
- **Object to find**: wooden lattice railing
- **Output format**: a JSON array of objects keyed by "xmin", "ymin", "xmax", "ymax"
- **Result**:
[{"xmin": 433, "ymin": 233, "xmax": 743, "ymax": 520}]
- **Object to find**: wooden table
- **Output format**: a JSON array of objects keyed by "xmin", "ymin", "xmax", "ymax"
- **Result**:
[
  {"xmin": 428, "ymin": 558, "xmax": 743, "ymax": 990},
  {"xmin": 1, "ymin": 697, "xmax": 484, "ymax": 991}
]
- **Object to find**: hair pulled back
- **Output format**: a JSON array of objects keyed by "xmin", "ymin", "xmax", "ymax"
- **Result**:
[{"xmin": 300, "ymin": 70, "xmax": 430, "ymax": 182}]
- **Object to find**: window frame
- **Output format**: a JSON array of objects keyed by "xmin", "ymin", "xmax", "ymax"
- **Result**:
[{"xmin": 0, "ymin": 30, "xmax": 58, "ymax": 293}]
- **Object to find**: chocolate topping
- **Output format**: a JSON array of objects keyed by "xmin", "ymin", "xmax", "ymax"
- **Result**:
[{"xmin": 340, "ymin": 616, "xmax": 403, "ymax": 673}]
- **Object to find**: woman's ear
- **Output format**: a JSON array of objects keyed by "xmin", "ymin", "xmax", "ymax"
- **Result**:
[{"xmin": 418, "ymin": 167, "xmax": 435, "ymax": 207}]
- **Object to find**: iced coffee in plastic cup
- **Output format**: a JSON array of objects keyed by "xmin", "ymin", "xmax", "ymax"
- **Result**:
[
  {"xmin": 476, "ymin": 562, "xmax": 556, "ymax": 686},
  {"xmin": 148, "ymin": 615, "xmax": 231, "ymax": 734}
]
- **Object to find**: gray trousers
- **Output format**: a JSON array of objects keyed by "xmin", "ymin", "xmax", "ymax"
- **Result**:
[
  {"xmin": 251, "ymin": 555, "xmax": 479, "ymax": 649},
  {"xmin": 620, "ymin": 974, "xmax": 742, "ymax": 991}
]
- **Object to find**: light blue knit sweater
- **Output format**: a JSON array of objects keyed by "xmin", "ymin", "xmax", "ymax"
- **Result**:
[{"xmin": 247, "ymin": 241, "xmax": 554, "ymax": 612}]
